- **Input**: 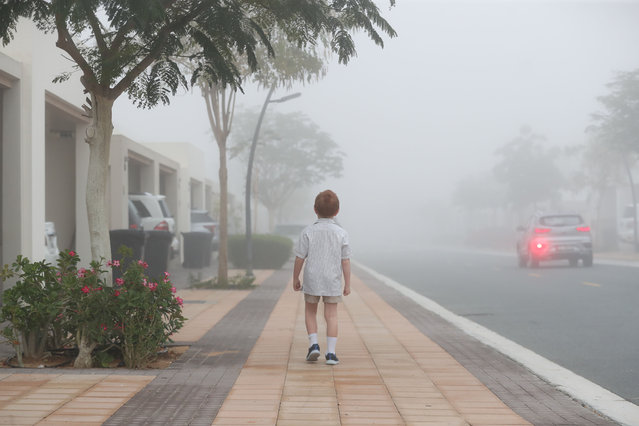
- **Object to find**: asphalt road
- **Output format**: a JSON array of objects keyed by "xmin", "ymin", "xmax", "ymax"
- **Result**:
[{"xmin": 357, "ymin": 246, "xmax": 639, "ymax": 406}]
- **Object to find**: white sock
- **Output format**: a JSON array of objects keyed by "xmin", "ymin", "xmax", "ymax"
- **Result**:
[
  {"xmin": 308, "ymin": 333, "xmax": 318, "ymax": 346},
  {"xmin": 327, "ymin": 336, "xmax": 337, "ymax": 354}
]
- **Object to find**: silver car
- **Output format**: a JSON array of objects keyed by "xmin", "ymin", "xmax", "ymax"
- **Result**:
[
  {"xmin": 190, "ymin": 209, "xmax": 219, "ymax": 250},
  {"xmin": 516, "ymin": 213, "xmax": 593, "ymax": 268}
]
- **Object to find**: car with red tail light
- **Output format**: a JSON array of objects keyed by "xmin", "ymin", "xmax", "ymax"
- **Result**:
[
  {"xmin": 190, "ymin": 209, "xmax": 219, "ymax": 251},
  {"xmin": 516, "ymin": 213, "xmax": 593, "ymax": 268}
]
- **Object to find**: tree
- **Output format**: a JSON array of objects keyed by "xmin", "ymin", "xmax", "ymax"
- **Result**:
[
  {"xmin": 0, "ymin": 1, "xmax": 397, "ymax": 286},
  {"xmin": 493, "ymin": 126, "xmax": 564, "ymax": 219},
  {"xmin": 452, "ymin": 172, "xmax": 506, "ymax": 214},
  {"xmin": 0, "ymin": 0, "xmax": 396, "ymax": 367},
  {"xmin": 231, "ymin": 109, "xmax": 344, "ymax": 230},
  {"xmin": 197, "ymin": 31, "xmax": 327, "ymax": 284},
  {"xmin": 588, "ymin": 69, "xmax": 639, "ymax": 250},
  {"xmin": 575, "ymin": 137, "xmax": 626, "ymax": 249}
]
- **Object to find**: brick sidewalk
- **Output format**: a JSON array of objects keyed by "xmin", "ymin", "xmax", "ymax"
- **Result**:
[{"xmin": 0, "ymin": 264, "xmax": 617, "ymax": 425}]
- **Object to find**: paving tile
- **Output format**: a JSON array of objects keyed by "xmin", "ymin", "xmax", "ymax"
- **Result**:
[
  {"xmin": 356, "ymin": 265, "xmax": 617, "ymax": 426},
  {"xmin": 0, "ymin": 264, "xmax": 618, "ymax": 425}
]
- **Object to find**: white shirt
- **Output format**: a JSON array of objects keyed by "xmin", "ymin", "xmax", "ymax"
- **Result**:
[{"xmin": 294, "ymin": 218, "xmax": 352, "ymax": 296}]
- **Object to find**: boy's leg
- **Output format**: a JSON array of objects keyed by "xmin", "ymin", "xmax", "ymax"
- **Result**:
[
  {"xmin": 324, "ymin": 302, "xmax": 338, "ymax": 337},
  {"xmin": 305, "ymin": 301, "xmax": 319, "ymax": 335},
  {"xmin": 305, "ymin": 301, "xmax": 321, "ymax": 361},
  {"xmin": 324, "ymin": 302, "xmax": 339, "ymax": 364},
  {"xmin": 324, "ymin": 302, "xmax": 338, "ymax": 348}
]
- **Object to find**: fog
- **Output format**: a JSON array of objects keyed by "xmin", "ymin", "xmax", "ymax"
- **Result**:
[{"xmin": 112, "ymin": 0, "xmax": 639, "ymax": 255}]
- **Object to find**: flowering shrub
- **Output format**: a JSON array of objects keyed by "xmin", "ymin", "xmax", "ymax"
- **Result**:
[
  {"xmin": 1, "ymin": 249, "xmax": 184, "ymax": 369},
  {"xmin": 57, "ymin": 251, "xmax": 116, "ymax": 367},
  {"xmin": 0, "ymin": 256, "xmax": 63, "ymax": 366},
  {"xmin": 108, "ymin": 258, "xmax": 185, "ymax": 368}
]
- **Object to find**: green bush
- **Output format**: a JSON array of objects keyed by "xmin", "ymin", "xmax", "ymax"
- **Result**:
[
  {"xmin": 0, "ymin": 256, "xmax": 64, "ymax": 365},
  {"xmin": 228, "ymin": 234, "xmax": 293, "ymax": 269},
  {"xmin": 0, "ymin": 250, "xmax": 185, "ymax": 369}
]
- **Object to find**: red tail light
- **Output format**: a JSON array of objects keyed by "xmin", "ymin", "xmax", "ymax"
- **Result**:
[
  {"xmin": 534, "ymin": 228, "xmax": 551, "ymax": 234},
  {"xmin": 576, "ymin": 226, "xmax": 590, "ymax": 232},
  {"xmin": 530, "ymin": 239, "xmax": 548, "ymax": 254},
  {"xmin": 154, "ymin": 220, "xmax": 169, "ymax": 231},
  {"xmin": 204, "ymin": 224, "xmax": 216, "ymax": 233},
  {"xmin": 130, "ymin": 224, "xmax": 138, "ymax": 229}
]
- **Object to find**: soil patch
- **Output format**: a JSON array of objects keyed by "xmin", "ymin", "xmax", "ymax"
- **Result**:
[{"xmin": 2, "ymin": 345, "xmax": 189, "ymax": 369}]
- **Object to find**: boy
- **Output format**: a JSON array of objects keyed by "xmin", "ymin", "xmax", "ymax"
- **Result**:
[{"xmin": 293, "ymin": 190, "xmax": 351, "ymax": 365}]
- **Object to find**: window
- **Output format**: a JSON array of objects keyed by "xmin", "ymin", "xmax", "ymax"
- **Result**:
[
  {"xmin": 191, "ymin": 212, "xmax": 214, "ymax": 222},
  {"xmin": 158, "ymin": 199, "xmax": 172, "ymax": 217},
  {"xmin": 132, "ymin": 200, "xmax": 151, "ymax": 217},
  {"xmin": 539, "ymin": 215, "xmax": 582, "ymax": 227}
]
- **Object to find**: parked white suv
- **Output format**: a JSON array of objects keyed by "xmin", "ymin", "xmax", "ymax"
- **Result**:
[{"xmin": 129, "ymin": 193, "xmax": 179, "ymax": 257}]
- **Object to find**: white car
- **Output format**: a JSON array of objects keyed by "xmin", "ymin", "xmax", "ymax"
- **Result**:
[
  {"xmin": 190, "ymin": 209, "xmax": 219, "ymax": 250},
  {"xmin": 129, "ymin": 193, "xmax": 179, "ymax": 257}
]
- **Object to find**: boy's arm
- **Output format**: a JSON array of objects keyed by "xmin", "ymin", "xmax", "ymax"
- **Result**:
[
  {"xmin": 342, "ymin": 258, "xmax": 351, "ymax": 296},
  {"xmin": 293, "ymin": 256, "xmax": 305, "ymax": 291}
]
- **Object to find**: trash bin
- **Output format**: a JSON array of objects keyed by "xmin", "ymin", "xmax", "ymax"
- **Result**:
[
  {"xmin": 110, "ymin": 229, "xmax": 146, "ymax": 280},
  {"xmin": 144, "ymin": 230, "xmax": 173, "ymax": 280},
  {"xmin": 182, "ymin": 232, "xmax": 213, "ymax": 268}
]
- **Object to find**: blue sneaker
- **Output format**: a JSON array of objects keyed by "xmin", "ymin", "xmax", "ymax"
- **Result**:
[
  {"xmin": 325, "ymin": 353, "xmax": 339, "ymax": 365},
  {"xmin": 306, "ymin": 344, "xmax": 320, "ymax": 361}
]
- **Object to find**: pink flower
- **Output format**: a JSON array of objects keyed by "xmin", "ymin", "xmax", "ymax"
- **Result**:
[
  {"xmin": 137, "ymin": 260, "xmax": 148, "ymax": 269},
  {"xmin": 81, "ymin": 286, "xmax": 89, "ymax": 294},
  {"xmin": 164, "ymin": 272, "xmax": 170, "ymax": 279},
  {"xmin": 175, "ymin": 296, "xmax": 184, "ymax": 306},
  {"xmin": 114, "ymin": 290, "xmax": 120, "ymax": 296},
  {"xmin": 100, "ymin": 324, "xmax": 107, "ymax": 331},
  {"xmin": 148, "ymin": 282, "xmax": 158, "ymax": 291},
  {"xmin": 115, "ymin": 278, "xmax": 124, "ymax": 286},
  {"xmin": 69, "ymin": 251, "xmax": 76, "ymax": 257},
  {"xmin": 142, "ymin": 278, "xmax": 148, "ymax": 287},
  {"xmin": 107, "ymin": 260, "xmax": 120, "ymax": 267},
  {"xmin": 77, "ymin": 268, "xmax": 87, "ymax": 278},
  {"xmin": 171, "ymin": 286, "xmax": 176, "ymax": 294}
]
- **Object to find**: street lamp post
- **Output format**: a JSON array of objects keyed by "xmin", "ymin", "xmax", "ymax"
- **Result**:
[{"xmin": 245, "ymin": 87, "xmax": 301, "ymax": 276}]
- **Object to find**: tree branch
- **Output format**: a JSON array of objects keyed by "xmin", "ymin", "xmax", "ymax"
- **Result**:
[
  {"xmin": 108, "ymin": 19, "xmax": 135, "ymax": 56},
  {"xmin": 84, "ymin": 7, "xmax": 108, "ymax": 57},
  {"xmin": 54, "ymin": 12, "xmax": 101, "ymax": 95},
  {"xmin": 224, "ymin": 89, "xmax": 236, "ymax": 135},
  {"xmin": 110, "ymin": 6, "xmax": 200, "ymax": 99}
]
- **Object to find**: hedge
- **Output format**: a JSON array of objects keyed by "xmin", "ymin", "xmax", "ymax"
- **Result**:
[{"xmin": 228, "ymin": 234, "xmax": 293, "ymax": 269}]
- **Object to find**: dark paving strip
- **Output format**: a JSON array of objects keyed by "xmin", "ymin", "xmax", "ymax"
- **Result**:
[
  {"xmin": 354, "ymin": 265, "xmax": 618, "ymax": 426},
  {"xmin": 104, "ymin": 269, "xmax": 290, "ymax": 426}
]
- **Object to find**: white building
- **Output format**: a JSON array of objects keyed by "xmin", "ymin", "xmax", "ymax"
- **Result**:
[{"xmin": 0, "ymin": 19, "xmax": 216, "ymax": 277}]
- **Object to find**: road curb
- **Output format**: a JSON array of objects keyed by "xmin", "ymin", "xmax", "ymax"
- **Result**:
[{"xmin": 354, "ymin": 259, "xmax": 639, "ymax": 426}]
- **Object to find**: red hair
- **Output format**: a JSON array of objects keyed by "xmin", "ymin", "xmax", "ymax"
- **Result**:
[{"xmin": 314, "ymin": 190, "xmax": 340, "ymax": 218}]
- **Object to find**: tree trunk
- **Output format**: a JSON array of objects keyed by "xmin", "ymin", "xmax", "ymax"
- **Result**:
[
  {"xmin": 202, "ymin": 86, "xmax": 235, "ymax": 286},
  {"xmin": 86, "ymin": 94, "xmax": 115, "ymax": 279},
  {"xmin": 217, "ymin": 139, "xmax": 229, "ymax": 285},
  {"xmin": 20, "ymin": 328, "xmax": 48, "ymax": 360},
  {"xmin": 73, "ymin": 327, "xmax": 96, "ymax": 368}
]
